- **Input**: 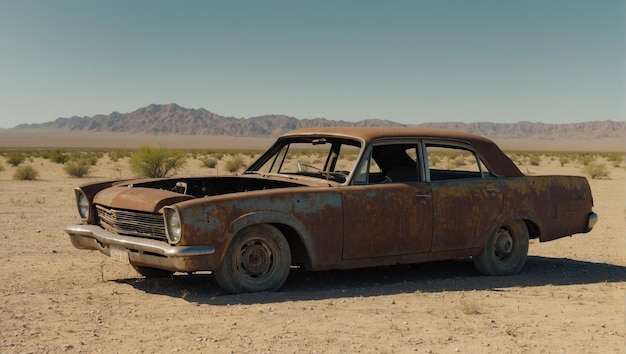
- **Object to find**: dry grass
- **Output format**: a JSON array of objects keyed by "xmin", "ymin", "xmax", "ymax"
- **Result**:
[{"xmin": 459, "ymin": 299, "xmax": 482, "ymax": 315}]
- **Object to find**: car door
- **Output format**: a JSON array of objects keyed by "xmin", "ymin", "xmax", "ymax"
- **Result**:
[
  {"xmin": 424, "ymin": 142, "xmax": 504, "ymax": 252},
  {"xmin": 342, "ymin": 141, "xmax": 433, "ymax": 259}
]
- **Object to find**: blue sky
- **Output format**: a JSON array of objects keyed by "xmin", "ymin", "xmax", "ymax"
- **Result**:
[{"xmin": 0, "ymin": 1, "xmax": 623, "ymax": 128}]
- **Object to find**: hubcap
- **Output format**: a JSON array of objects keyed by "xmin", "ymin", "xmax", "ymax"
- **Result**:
[
  {"xmin": 240, "ymin": 242, "xmax": 272, "ymax": 277},
  {"xmin": 494, "ymin": 229, "xmax": 513, "ymax": 260}
]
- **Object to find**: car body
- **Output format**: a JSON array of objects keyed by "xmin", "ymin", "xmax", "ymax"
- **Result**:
[{"xmin": 65, "ymin": 127, "xmax": 598, "ymax": 293}]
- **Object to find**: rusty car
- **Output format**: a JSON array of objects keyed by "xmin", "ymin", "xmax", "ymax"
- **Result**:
[{"xmin": 65, "ymin": 127, "xmax": 598, "ymax": 293}]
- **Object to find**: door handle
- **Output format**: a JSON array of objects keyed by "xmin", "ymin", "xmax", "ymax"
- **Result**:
[
  {"xmin": 486, "ymin": 188, "xmax": 500, "ymax": 196},
  {"xmin": 415, "ymin": 193, "xmax": 431, "ymax": 204}
]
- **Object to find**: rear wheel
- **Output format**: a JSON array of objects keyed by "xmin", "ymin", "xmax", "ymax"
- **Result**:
[
  {"xmin": 473, "ymin": 220, "xmax": 529, "ymax": 275},
  {"xmin": 214, "ymin": 224, "xmax": 291, "ymax": 294},
  {"xmin": 132, "ymin": 265, "xmax": 173, "ymax": 278}
]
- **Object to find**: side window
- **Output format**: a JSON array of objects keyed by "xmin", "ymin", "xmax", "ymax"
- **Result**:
[
  {"xmin": 425, "ymin": 144, "xmax": 492, "ymax": 181},
  {"xmin": 353, "ymin": 149, "xmax": 381, "ymax": 185},
  {"xmin": 354, "ymin": 143, "xmax": 419, "ymax": 184}
]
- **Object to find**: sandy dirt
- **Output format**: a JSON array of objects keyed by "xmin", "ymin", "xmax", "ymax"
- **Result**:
[{"xmin": 0, "ymin": 142, "xmax": 624, "ymax": 353}]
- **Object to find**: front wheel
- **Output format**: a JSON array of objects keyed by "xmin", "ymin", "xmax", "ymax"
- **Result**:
[
  {"xmin": 473, "ymin": 220, "xmax": 529, "ymax": 276},
  {"xmin": 214, "ymin": 224, "xmax": 291, "ymax": 294}
]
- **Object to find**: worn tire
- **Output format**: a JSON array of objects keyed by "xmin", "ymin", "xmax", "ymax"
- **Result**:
[
  {"xmin": 473, "ymin": 220, "xmax": 529, "ymax": 276},
  {"xmin": 214, "ymin": 224, "xmax": 291, "ymax": 294},
  {"xmin": 132, "ymin": 265, "xmax": 173, "ymax": 278}
]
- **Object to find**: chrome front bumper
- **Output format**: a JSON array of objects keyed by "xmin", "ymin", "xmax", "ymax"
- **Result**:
[{"xmin": 65, "ymin": 224, "xmax": 216, "ymax": 272}]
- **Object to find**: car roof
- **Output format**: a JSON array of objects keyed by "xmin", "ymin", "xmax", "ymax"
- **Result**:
[
  {"xmin": 282, "ymin": 126, "xmax": 523, "ymax": 177},
  {"xmin": 283, "ymin": 126, "xmax": 488, "ymax": 143}
]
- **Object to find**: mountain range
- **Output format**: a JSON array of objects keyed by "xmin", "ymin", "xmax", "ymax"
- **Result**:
[{"xmin": 15, "ymin": 103, "xmax": 625, "ymax": 140}]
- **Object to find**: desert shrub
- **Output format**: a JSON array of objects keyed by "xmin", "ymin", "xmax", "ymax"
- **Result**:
[
  {"xmin": 201, "ymin": 157, "xmax": 218, "ymax": 169},
  {"xmin": 13, "ymin": 165, "xmax": 39, "ymax": 180},
  {"xmin": 213, "ymin": 152, "xmax": 225, "ymax": 160},
  {"xmin": 447, "ymin": 156, "xmax": 466, "ymax": 169},
  {"xmin": 37, "ymin": 150, "xmax": 50, "ymax": 159},
  {"xmin": 582, "ymin": 162, "xmax": 609, "ymax": 179},
  {"xmin": 0, "ymin": 161, "xmax": 5, "ymax": 171},
  {"xmin": 129, "ymin": 146, "xmax": 186, "ymax": 178},
  {"xmin": 605, "ymin": 153, "xmax": 624, "ymax": 167},
  {"xmin": 64, "ymin": 159, "xmax": 92, "ymax": 177},
  {"xmin": 87, "ymin": 155, "xmax": 100, "ymax": 166},
  {"xmin": 108, "ymin": 150, "xmax": 132, "ymax": 162},
  {"xmin": 85, "ymin": 152, "xmax": 102, "ymax": 165},
  {"xmin": 528, "ymin": 154, "xmax": 541, "ymax": 166},
  {"xmin": 577, "ymin": 154, "xmax": 594, "ymax": 166},
  {"xmin": 109, "ymin": 151, "xmax": 121, "ymax": 162},
  {"xmin": 50, "ymin": 150, "xmax": 70, "ymax": 164},
  {"xmin": 428, "ymin": 155, "xmax": 442, "ymax": 167},
  {"xmin": 6, "ymin": 152, "xmax": 25, "ymax": 166},
  {"xmin": 459, "ymin": 299, "xmax": 482, "ymax": 315},
  {"xmin": 225, "ymin": 156, "xmax": 245, "ymax": 173},
  {"xmin": 222, "ymin": 149, "xmax": 243, "ymax": 157},
  {"xmin": 76, "ymin": 151, "xmax": 102, "ymax": 165},
  {"xmin": 558, "ymin": 155, "xmax": 570, "ymax": 167},
  {"xmin": 108, "ymin": 151, "xmax": 127, "ymax": 162},
  {"xmin": 516, "ymin": 153, "xmax": 529, "ymax": 166}
]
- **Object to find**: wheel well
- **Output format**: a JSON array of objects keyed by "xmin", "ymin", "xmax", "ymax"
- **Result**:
[
  {"xmin": 272, "ymin": 223, "xmax": 312, "ymax": 270},
  {"xmin": 523, "ymin": 219, "xmax": 540, "ymax": 239}
]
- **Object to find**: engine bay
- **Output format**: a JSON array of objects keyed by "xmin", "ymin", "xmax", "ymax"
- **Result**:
[{"xmin": 131, "ymin": 176, "xmax": 304, "ymax": 198}]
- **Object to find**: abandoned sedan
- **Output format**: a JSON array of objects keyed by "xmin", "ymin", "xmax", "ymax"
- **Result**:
[{"xmin": 65, "ymin": 127, "xmax": 597, "ymax": 293}]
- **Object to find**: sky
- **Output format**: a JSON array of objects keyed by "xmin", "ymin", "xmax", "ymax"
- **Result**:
[{"xmin": 0, "ymin": 1, "xmax": 624, "ymax": 128}]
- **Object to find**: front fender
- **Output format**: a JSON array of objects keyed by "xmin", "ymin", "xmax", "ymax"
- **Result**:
[
  {"xmin": 220, "ymin": 210, "xmax": 315, "ymax": 263},
  {"xmin": 179, "ymin": 189, "xmax": 344, "ymax": 270}
]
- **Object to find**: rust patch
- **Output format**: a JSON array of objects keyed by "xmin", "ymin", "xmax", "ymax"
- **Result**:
[{"xmin": 94, "ymin": 187, "xmax": 193, "ymax": 213}]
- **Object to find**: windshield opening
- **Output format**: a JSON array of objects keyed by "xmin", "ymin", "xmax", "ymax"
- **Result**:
[{"xmin": 246, "ymin": 137, "xmax": 362, "ymax": 183}]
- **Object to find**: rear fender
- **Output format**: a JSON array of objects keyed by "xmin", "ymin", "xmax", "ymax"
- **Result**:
[{"xmin": 495, "ymin": 210, "xmax": 541, "ymax": 239}]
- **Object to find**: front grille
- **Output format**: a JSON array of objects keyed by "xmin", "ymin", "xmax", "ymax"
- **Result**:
[{"xmin": 96, "ymin": 205, "xmax": 167, "ymax": 241}]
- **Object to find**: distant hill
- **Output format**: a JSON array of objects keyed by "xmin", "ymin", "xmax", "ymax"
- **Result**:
[
  {"xmin": 418, "ymin": 120, "xmax": 625, "ymax": 140},
  {"xmin": 15, "ymin": 103, "xmax": 625, "ymax": 140}
]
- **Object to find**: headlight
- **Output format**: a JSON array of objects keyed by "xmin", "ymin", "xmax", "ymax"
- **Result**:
[
  {"xmin": 165, "ymin": 208, "xmax": 182, "ymax": 244},
  {"xmin": 75, "ymin": 189, "xmax": 90, "ymax": 220}
]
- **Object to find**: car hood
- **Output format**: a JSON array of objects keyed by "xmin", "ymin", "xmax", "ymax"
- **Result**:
[
  {"xmin": 94, "ymin": 186, "xmax": 194, "ymax": 213},
  {"xmin": 90, "ymin": 174, "xmax": 336, "ymax": 214}
]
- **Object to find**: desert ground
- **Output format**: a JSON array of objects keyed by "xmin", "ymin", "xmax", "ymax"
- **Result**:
[{"xmin": 0, "ymin": 133, "xmax": 624, "ymax": 353}]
